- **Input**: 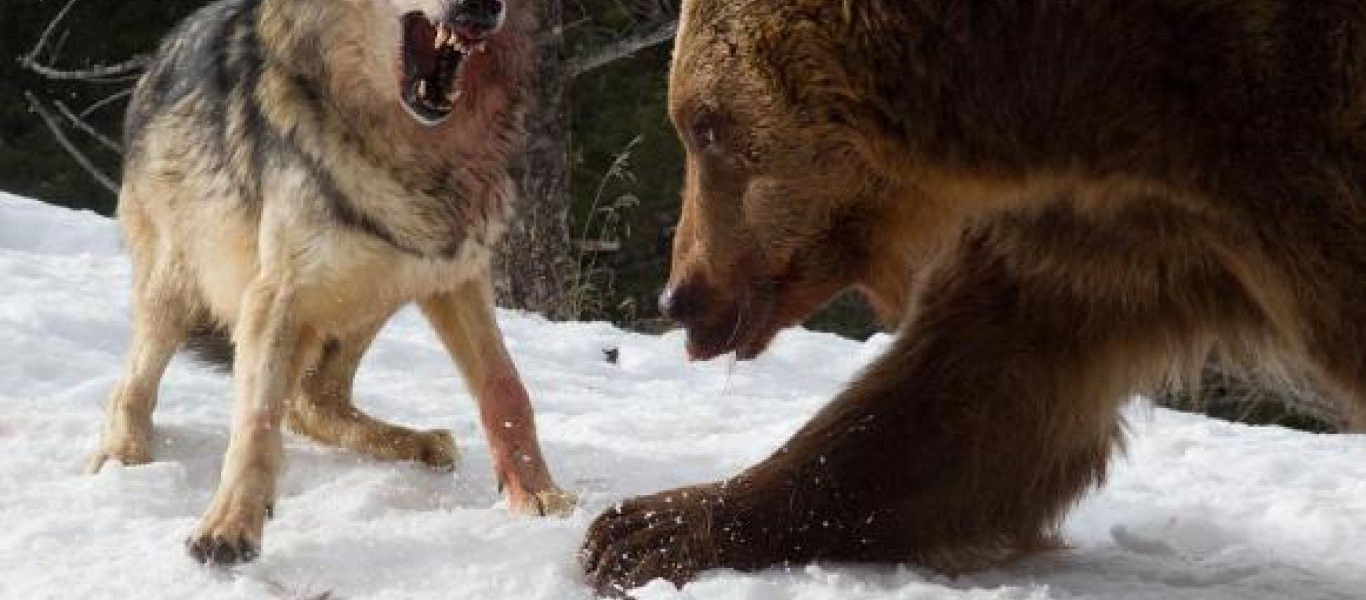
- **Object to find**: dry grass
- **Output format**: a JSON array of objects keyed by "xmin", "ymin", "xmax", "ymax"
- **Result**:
[{"xmin": 1157, "ymin": 356, "xmax": 1351, "ymax": 433}]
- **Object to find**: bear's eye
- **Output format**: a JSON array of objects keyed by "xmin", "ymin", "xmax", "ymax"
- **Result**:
[
  {"xmin": 696, "ymin": 124, "xmax": 717, "ymax": 148},
  {"xmin": 690, "ymin": 112, "xmax": 722, "ymax": 152}
]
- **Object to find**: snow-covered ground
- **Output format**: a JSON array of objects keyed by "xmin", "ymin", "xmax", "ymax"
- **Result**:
[{"xmin": 1, "ymin": 190, "xmax": 1364, "ymax": 600}]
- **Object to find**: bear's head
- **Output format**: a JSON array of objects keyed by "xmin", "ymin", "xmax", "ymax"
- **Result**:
[{"xmin": 660, "ymin": 0, "xmax": 918, "ymax": 360}]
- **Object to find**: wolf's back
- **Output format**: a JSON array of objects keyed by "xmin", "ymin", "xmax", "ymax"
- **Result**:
[{"xmin": 122, "ymin": 0, "xmax": 262, "ymax": 172}]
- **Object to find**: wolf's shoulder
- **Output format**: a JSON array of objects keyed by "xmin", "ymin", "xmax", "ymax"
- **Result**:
[{"xmin": 123, "ymin": 0, "xmax": 262, "ymax": 150}]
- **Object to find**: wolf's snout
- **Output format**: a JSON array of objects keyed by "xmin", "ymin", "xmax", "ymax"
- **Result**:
[{"xmin": 446, "ymin": 0, "xmax": 505, "ymax": 36}]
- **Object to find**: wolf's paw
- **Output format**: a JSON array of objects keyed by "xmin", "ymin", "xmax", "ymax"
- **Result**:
[
  {"xmin": 187, "ymin": 495, "xmax": 271, "ymax": 565},
  {"xmin": 85, "ymin": 437, "xmax": 153, "ymax": 474},
  {"xmin": 507, "ymin": 486, "xmax": 578, "ymax": 518},
  {"xmin": 416, "ymin": 429, "xmax": 458, "ymax": 472},
  {"xmin": 186, "ymin": 530, "xmax": 260, "ymax": 565}
]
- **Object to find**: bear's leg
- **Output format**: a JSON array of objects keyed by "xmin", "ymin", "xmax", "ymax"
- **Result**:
[{"xmin": 583, "ymin": 240, "xmax": 1197, "ymax": 594}]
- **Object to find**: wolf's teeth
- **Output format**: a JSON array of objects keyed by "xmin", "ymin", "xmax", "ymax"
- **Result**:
[
  {"xmin": 435, "ymin": 24, "xmax": 449, "ymax": 49},
  {"xmin": 417, "ymin": 79, "xmax": 427, "ymax": 98}
]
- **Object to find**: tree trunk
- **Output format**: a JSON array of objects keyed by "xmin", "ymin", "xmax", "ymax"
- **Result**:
[{"xmin": 494, "ymin": 0, "xmax": 577, "ymax": 319}]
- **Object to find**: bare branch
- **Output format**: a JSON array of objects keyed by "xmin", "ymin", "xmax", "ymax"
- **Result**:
[
  {"xmin": 54, "ymin": 100, "xmax": 123, "ymax": 155},
  {"xmin": 79, "ymin": 88, "xmax": 134, "ymax": 119},
  {"xmin": 21, "ymin": 0, "xmax": 149, "ymax": 82},
  {"xmin": 48, "ymin": 29, "xmax": 72, "ymax": 65},
  {"xmin": 24, "ymin": 91, "xmax": 119, "ymax": 196},
  {"xmin": 564, "ymin": 18, "xmax": 676, "ymax": 79},
  {"xmin": 19, "ymin": 55, "xmax": 151, "ymax": 81},
  {"xmin": 22, "ymin": 0, "xmax": 80, "ymax": 65}
]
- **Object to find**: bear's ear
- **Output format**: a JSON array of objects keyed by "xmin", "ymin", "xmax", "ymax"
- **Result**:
[{"xmin": 838, "ymin": 99, "xmax": 920, "ymax": 184}]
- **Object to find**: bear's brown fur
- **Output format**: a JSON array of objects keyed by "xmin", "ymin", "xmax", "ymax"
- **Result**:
[{"xmin": 582, "ymin": 0, "xmax": 1366, "ymax": 594}]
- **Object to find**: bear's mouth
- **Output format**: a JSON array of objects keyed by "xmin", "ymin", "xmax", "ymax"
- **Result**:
[
  {"xmin": 398, "ymin": 11, "xmax": 487, "ymax": 126},
  {"xmin": 682, "ymin": 287, "xmax": 782, "ymax": 362}
]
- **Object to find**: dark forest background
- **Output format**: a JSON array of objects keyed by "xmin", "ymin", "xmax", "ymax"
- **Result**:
[
  {"xmin": 0, "ymin": 0, "xmax": 1353, "ymax": 431},
  {"xmin": 0, "ymin": 0, "xmax": 878, "ymax": 336}
]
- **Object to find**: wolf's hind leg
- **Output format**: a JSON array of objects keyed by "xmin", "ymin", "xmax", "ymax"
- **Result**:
[
  {"xmin": 88, "ymin": 262, "xmax": 192, "ymax": 473},
  {"xmin": 285, "ymin": 316, "xmax": 458, "ymax": 470}
]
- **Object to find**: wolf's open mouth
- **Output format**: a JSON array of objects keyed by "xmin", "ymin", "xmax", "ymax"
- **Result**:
[{"xmin": 399, "ymin": 12, "xmax": 487, "ymax": 126}]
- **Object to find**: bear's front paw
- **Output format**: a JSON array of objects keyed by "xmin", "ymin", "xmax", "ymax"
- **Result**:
[{"xmin": 580, "ymin": 484, "xmax": 735, "ymax": 597}]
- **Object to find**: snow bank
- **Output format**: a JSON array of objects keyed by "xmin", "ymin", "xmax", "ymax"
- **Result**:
[{"xmin": 1, "ymin": 193, "xmax": 1363, "ymax": 599}]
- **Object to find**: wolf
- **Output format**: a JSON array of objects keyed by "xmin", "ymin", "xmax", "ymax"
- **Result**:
[
  {"xmin": 87, "ymin": 0, "xmax": 576, "ymax": 565},
  {"xmin": 583, "ymin": 0, "xmax": 1366, "ymax": 593}
]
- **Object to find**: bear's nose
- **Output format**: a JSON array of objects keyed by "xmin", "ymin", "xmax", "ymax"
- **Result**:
[
  {"xmin": 658, "ymin": 282, "xmax": 707, "ymax": 325},
  {"xmin": 447, "ymin": 0, "xmax": 505, "ymax": 35}
]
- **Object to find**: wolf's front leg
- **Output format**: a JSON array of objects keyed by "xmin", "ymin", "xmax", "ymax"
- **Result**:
[
  {"xmin": 419, "ymin": 271, "xmax": 577, "ymax": 517},
  {"xmin": 188, "ymin": 278, "xmax": 321, "ymax": 564}
]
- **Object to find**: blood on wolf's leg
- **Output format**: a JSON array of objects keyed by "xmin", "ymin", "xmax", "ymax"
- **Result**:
[
  {"xmin": 477, "ymin": 367, "xmax": 575, "ymax": 515},
  {"xmin": 419, "ymin": 271, "xmax": 576, "ymax": 517}
]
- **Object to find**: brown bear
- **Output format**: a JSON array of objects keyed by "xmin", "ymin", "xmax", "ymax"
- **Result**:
[{"xmin": 582, "ymin": 0, "xmax": 1366, "ymax": 595}]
